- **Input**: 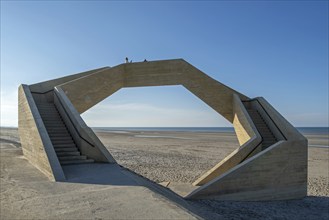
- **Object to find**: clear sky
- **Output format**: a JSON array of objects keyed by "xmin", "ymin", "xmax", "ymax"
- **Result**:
[{"xmin": 1, "ymin": 1, "xmax": 328, "ymax": 127}]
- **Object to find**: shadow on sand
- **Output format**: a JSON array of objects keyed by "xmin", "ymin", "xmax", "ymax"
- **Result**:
[
  {"xmin": 61, "ymin": 163, "xmax": 213, "ymax": 219},
  {"xmin": 62, "ymin": 163, "xmax": 139, "ymax": 186},
  {"xmin": 61, "ymin": 163, "xmax": 329, "ymax": 220}
]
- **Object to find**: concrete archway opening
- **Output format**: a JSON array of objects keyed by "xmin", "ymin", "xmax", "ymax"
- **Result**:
[
  {"xmin": 80, "ymin": 86, "xmax": 240, "ymax": 196},
  {"xmin": 18, "ymin": 59, "xmax": 307, "ymax": 201}
]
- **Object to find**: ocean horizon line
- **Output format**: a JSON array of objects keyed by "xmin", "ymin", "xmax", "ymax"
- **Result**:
[
  {"xmin": 1, "ymin": 126, "xmax": 328, "ymax": 129},
  {"xmin": 92, "ymin": 126, "xmax": 328, "ymax": 135}
]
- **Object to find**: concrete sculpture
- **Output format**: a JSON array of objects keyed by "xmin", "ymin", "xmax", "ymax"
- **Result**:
[{"xmin": 18, "ymin": 59, "xmax": 307, "ymax": 201}]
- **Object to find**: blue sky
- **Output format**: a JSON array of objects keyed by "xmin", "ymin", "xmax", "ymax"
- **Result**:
[{"xmin": 1, "ymin": 1, "xmax": 328, "ymax": 127}]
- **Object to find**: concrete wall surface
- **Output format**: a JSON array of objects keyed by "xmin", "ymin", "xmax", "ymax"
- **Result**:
[
  {"xmin": 187, "ymin": 140, "xmax": 308, "ymax": 201},
  {"xmin": 18, "ymin": 85, "xmax": 65, "ymax": 181},
  {"xmin": 188, "ymin": 96, "xmax": 307, "ymax": 201},
  {"xmin": 193, "ymin": 94, "xmax": 262, "ymax": 186},
  {"xmin": 59, "ymin": 59, "xmax": 249, "ymax": 122}
]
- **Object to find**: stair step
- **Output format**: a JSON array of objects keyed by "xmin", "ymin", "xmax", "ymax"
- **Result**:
[
  {"xmin": 38, "ymin": 107, "xmax": 55, "ymax": 109},
  {"xmin": 52, "ymin": 141, "xmax": 75, "ymax": 145},
  {"xmin": 39, "ymin": 108, "xmax": 58, "ymax": 114},
  {"xmin": 51, "ymin": 137, "xmax": 73, "ymax": 140},
  {"xmin": 56, "ymin": 151, "xmax": 81, "ymax": 156},
  {"xmin": 53, "ymin": 144, "xmax": 76, "ymax": 148},
  {"xmin": 55, "ymin": 147, "xmax": 78, "ymax": 152},
  {"xmin": 39, "ymin": 113, "xmax": 59, "ymax": 116},
  {"xmin": 40, "ymin": 114, "xmax": 59, "ymax": 117},
  {"xmin": 38, "ymin": 104, "xmax": 56, "ymax": 106},
  {"xmin": 60, "ymin": 159, "xmax": 94, "ymax": 165},
  {"xmin": 43, "ymin": 120, "xmax": 64, "ymax": 124},
  {"xmin": 51, "ymin": 137, "xmax": 73, "ymax": 141},
  {"xmin": 47, "ymin": 129, "xmax": 68, "ymax": 132},
  {"xmin": 53, "ymin": 143, "xmax": 76, "ymax": 148},
  {"xmin": 45, "ymin": 123, "xmax": 66, "ymax": 130},
  {"xmin": 37, "ymin": 103, "xmax": 54, "ymax": 106},
  {"xmin": 44, "ymin": 121, "xmax": 65, "ymax": 124},
  {"xmin": 59, "ymin": 155, "xmax": 87, "ymax": 161},
  {"xmin": 38, "ymin": 107, "xmax": 56, "ymax": 109},
  {"xmin": 38, "ymin": 102, "xmax": 89, "ymax": 165},
  {"xmin": 44, "ymin": 122, "xmax": 66, "ymax": 126},
  {"xmin": 43, "ymin": 118, "xmax": 62, "ymax": 121},
  {"xmin": 51, "ymin": 135, "xmax": 72, "ymax": 139},
  {"xmin": 44, "ymin": 124, "xmax": 66, "ymax": 128},
  {"xmin": 41, "ymin": 114, "xmax": 63, "ymax": 121},
  {"xmin": 39, "ymin": 112, "xmax": 58, "ymax": 114},
  {"xmin": 43, "ymin": 118, "xmax": 63, "ymax": 123},
  {"xmin": 48, "ymin": 133, "xmax": 71, "ymax": 137},
  {"xmin": 48, "ymin": 130, "xmax": 70, "ymax": 133},
  {"xmin": 46, "ymin": 125, "xmax": 66, "ymax": 130},
  {"xmin": 47, "ymin": 128, "xmax": 68, "ymax": 132}
]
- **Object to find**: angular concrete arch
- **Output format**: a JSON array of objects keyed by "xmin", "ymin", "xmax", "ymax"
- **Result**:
[{"xmin": 18, "ymin": 59, "xmax": 307, "ymax": 201}]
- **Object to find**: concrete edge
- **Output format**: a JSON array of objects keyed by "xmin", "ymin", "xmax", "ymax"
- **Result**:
[
  {"xmin": 186, "ymin": 140, "xmax": 287, "ymax": 199},
  {"xmin": 19, "ymin": 84, "xmax": 66, "ymax": 181},
  {"xmin": 233, "ymin": 93, "xmax": 261, "ymax": 144},
  {"xmin": 29, "ymin": 67, "xmax": 110, "ymax": 93},
  {"xmin": 192, "ymin": 94, "xmax": 261, "ymax": 186},
  {"xmin": 54, "ymin": 87, "xmax": 117, "ymax": 163},
  {"xmin": 256, "ymin": 97, "xmax": 307, "ymax": 141}
]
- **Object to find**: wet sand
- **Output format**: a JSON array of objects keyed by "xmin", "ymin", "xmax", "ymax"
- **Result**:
[{"xmin": 1, "ymin": 127, "xmax": 328, "ymax": 219}]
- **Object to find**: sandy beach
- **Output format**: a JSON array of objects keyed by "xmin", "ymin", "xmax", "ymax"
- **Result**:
[
  {"xmin": 95, "ymin": 128, "xmax": 329, "ymax": 197},
  {"xmin": 1, "ymin": 127, "xmax": 328, "ymax": 219}
]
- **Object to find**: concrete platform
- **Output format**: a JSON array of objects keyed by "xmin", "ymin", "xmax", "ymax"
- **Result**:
[{"xmin": 0, "ymin": 143, "xmax": 201, "ymax": 219}]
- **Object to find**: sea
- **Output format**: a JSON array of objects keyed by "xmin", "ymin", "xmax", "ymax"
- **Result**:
[
  {"xmin": 93, "ymin": 127, "xmax": 328, "ymax": 148},
  {"xmin": 93, "ymin": 127, "xmax": 329, "ymax": 135}
]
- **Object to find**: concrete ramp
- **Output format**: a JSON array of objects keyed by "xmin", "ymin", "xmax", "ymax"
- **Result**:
[{"xmin": 18, "ymin": 59, "xmax": 307, "ymax": 201}]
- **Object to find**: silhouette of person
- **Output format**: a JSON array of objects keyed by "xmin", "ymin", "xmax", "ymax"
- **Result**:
[
  {"xmin": 125, "ymin": 57, "xmax": 129, "ymax": 63},
  {"xmin": 144, "ymin": 59, "xmax": 147, "ymax": 62}
]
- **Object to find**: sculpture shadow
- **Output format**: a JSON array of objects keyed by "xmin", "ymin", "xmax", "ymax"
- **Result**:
[
  {"xmin": 61, "ymin": 163, "xmax": 329, "ymax": 220},
  {"xmin": 61, "ymin": 162, "xmax": 213, "ymax": 219},
  {"xmin": 61, "ymin": 163, "xmax": 140, "ymax": 186}
]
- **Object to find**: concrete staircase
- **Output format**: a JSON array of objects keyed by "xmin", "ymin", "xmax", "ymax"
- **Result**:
[
  {"xmin": 36, "ymin": 102, "xmax": 94, "ymax": 165},
  {"xmin": 246, "ymin": 109, "xmax": 277, "ymax": 150}
]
